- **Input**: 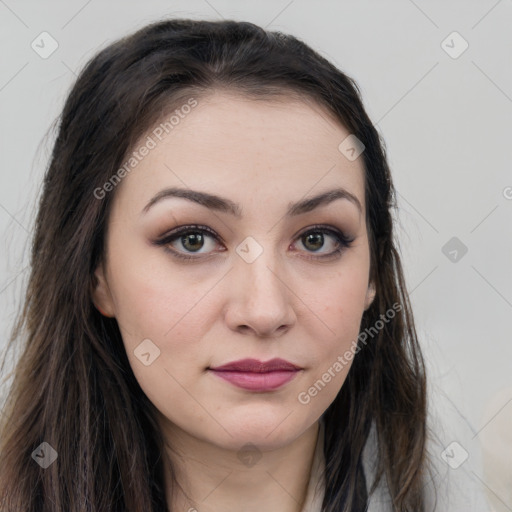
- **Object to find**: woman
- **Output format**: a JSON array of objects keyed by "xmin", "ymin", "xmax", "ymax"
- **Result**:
[{"xmin": 0, "ymin": 19, "xmax": 430, "ymax": 511}]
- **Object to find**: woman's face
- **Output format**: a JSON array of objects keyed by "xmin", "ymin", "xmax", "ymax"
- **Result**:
[{"xmin": 93, "ymin": 91, "xmax": 375, "ymax": 452}]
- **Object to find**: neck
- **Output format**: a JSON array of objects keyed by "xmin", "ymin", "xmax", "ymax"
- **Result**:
[{"xmin": 159, "ymin": 419, "xmax": 321, "ymax": 512}]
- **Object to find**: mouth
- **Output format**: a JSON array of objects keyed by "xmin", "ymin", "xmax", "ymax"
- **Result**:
[{"xmin": 208, "ymin": 358, "xmax": 303, "ymax": 391}]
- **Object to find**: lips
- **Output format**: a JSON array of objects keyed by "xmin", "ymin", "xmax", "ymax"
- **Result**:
[
  {"xmin": 209, "ymin": 358, "xmax": 301, "ymax": 372},
  {"xmin": 208, "ymin": 358, "xmax": 302, "ymax": 391}
]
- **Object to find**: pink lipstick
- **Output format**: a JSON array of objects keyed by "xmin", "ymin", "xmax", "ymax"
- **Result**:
[{"xmin": 208, "ymin": 358, "xmax": 302, "ymax": 391}]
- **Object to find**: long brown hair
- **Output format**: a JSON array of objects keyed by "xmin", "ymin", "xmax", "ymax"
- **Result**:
[{"xmin": 0, "ymin": 18, "xmax": 429, "ymax": 511}]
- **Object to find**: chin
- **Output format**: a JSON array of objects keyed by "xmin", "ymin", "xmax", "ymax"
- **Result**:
[{"xmin": 205, "ymin": 411, "xmax": 314, "ymax": 451}]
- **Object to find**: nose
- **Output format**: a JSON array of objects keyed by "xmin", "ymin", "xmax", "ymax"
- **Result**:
[{"xmin": 224, "ymin": 247, "xmax": 297, "ymax": 338}]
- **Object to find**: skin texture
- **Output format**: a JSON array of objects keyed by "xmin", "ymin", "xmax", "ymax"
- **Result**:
[{"xmin": 93, "ymin": 91, "xmax": 376, "ymax": 512}]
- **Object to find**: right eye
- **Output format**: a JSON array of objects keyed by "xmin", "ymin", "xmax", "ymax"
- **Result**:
[{"xmin": 154, "ymin": 224, "xmax": 225, "ymax": 261}]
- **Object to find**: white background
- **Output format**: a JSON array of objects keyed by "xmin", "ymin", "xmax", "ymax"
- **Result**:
[{"xmin": 1, "ymin": 1, "xmax": 511, "ymax": 510}]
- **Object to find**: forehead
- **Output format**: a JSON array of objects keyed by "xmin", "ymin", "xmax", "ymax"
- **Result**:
[
  {"xmin": 163, "ymin": 90, "xmax": 353, "ymax": 160},
  {"xmin": 111, "ymin": 91, "xmax": 366, "ymax": 216}
]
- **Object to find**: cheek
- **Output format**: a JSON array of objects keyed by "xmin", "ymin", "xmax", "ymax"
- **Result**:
[
  {"xmin": 114, "ymin": 273, "xmax": 215, "ymax": 358},
  {"xmin": 106, "ymin": 238, "xmax": 219, "ymax": 368},
  {"xmin": 298, "ymin": 260, "xmax": 370, "ymax": 397},
  {"xmin": 109, "ymin": 260, "xmax": 215, "ymax": 422},
  {"xmin": 309, "ymin": 259, "xmax": 370, "ymax": 337}
]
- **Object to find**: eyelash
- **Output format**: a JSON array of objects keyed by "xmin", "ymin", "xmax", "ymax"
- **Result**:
[{"xmin": 153, "ymin": 224, "xmax": 355, "ymax": 262}]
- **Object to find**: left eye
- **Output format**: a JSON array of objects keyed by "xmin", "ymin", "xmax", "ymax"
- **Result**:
[
  {"xmin": 155, "ymin": 224, "xmax": 353, "ymax": 261},
  {"xmin": 297, "ymin": 230, "xmax": 340, "ymax": 253},
  {"xmin": 291, "ymin": 225, "xmax": 354, "ymax": 259}
]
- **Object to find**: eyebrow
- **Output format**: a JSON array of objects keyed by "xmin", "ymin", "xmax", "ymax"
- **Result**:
[{"xmin": 141, "ymin": 186, "xmax": 363, "ymax": 217}]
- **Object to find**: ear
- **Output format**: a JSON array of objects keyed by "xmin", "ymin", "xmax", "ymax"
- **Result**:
[
  {"xmin": 91, "ymin": 262, "xmax": 115, "ymax": 317},
  {"xmin": 364, "ymin": 281, "xmax": 376, "ymax": 311}
]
